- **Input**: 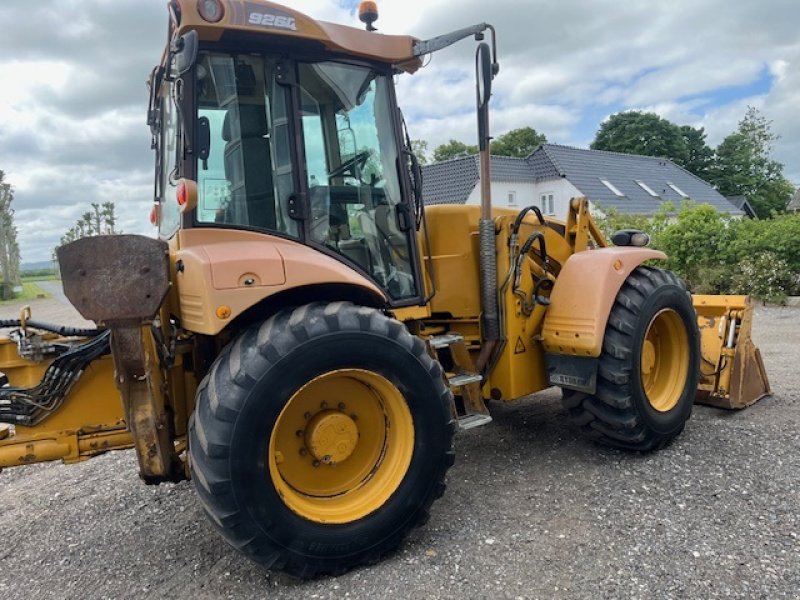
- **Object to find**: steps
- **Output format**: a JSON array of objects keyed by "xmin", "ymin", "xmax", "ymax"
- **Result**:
[{"xmin": 427, "ymin": 334, "xmax": 493, "ymax": 430}]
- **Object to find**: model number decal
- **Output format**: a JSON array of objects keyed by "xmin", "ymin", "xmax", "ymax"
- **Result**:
[{"xmin": 248, "ymin": 12, "xmax": 297, "ymax": 31}]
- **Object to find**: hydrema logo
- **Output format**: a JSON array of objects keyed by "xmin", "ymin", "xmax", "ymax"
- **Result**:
[{"xmin": 248, "ymin": 12, "xmax": 297, "ymax": 31}]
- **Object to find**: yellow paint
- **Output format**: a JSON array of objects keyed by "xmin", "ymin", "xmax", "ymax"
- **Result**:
[
  {"xmin": 641, "ymin": 309, "xmax": 690, "ymax": 412},
  {"xmin": 269, "ymin": 369, "xmax": 414, "ymax": 524}
]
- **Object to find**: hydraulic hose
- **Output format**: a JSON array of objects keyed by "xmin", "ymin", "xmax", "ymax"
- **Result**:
[{"xmin": 0, "ymin": 319, "xmax": 105, "ymax": 337}]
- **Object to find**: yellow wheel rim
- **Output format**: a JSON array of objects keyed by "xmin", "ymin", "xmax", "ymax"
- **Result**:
[
  {"xmin": 268, "ymin": 369, "xmax": 414, "ymax": 524},
  {"xmin": 641, "ymin": 309, "xmax": 690, "ymax": 412}
]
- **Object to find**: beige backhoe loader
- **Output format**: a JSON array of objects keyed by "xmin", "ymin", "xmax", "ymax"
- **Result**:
[{"xmin": 0, "ymin": 0, "xmax": 769, "ymax": 577}]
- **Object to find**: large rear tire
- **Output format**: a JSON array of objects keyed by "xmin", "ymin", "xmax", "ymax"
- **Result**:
[
  {"xmin": 562, "ymin": 267, "xmax": 700, "ymax": 451},
  {"xmin": 188, "ymin": 302, "xmax": 455, "ymax": 577}
]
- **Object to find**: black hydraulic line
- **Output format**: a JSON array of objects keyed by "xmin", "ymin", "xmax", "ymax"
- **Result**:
[
  {"xmin": 0, "ymin": 330, "xmax": 111, "ymax": 426},
  {"xmin": 512, "ymin": 205, "xmax": 546, "ymax": 237},
  {"xmin": 0, "ymin": 319, "xmax": 105, "ymax": 337}
]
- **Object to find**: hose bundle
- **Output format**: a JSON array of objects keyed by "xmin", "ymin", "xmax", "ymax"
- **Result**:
[{"xmin": 0, "ymin": 330, "xmax": 111, "ymax": 426}]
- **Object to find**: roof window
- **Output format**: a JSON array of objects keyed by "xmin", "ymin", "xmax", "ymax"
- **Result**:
[
  {"xmin": 600, "ymin": 178, "xmax": 624, "ymax": 197},
  {"xmin": 667, "ymin": 182, "xmax": 688, "ymax": 198},
  {"xmin": 635, "ymin": 180, "xmax": 660, "ymax": 197}
]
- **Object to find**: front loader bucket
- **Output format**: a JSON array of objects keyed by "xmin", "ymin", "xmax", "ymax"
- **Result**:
[{"xmin": 693, "ymin": 295, "xmax": 771, "ymax": 409}]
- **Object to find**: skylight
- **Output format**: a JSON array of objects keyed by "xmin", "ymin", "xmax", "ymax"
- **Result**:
[
  {"xmin": 600, "ymin": 178, "xmax": 624, "ymax": 197},
  {"xmin": 635, "ymin": 180, "xmax": 660, "ymax": 197},
  {"xmin": 667, "ymin": 182, "xmax": 688, "ymax": 198}
]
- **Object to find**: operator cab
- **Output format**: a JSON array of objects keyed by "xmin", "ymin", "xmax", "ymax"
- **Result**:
[{"xmin": 152, "ymin": 37, "xmax": 422, "ymax": 303}]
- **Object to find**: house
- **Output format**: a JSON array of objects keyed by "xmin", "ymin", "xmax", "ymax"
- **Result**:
[
  {"xmin": 421, "ymin": 143, "xmax": 743, "ymax": 218},
  {"xmin": 788, "ymin": 189, "xmax": 800, "ymax": 214},
  {"xmin": 725, "ymin": 195, "xmax": 758, "ymax": 219}
]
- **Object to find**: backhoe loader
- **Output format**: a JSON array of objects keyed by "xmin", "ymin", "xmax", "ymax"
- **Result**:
[{"xmin": 0, "ymin": 0, "xmax": 770, "ymax": 577}]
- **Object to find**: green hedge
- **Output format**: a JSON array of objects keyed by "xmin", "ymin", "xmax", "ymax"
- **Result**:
[{"xmin": 596, "ymin": 203, "xmax": 800, "ymax": 302}]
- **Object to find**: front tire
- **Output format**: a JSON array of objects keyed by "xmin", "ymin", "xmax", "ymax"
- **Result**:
[
  {"xmin": 189, "ymin": 302, "xmax": 455, "ymax": 577},
  {"xmin": 562, "ymin": 267, "xmax": 700, "ymax": 451}
]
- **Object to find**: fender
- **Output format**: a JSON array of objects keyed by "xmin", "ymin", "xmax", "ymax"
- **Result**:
[
  {"xmin": 175, "ymin": 229, "xmax": 386, "ymax": 335},
  {"xmin": 542, "ymin": 247, "xmax": 666, "ymax": 358}
]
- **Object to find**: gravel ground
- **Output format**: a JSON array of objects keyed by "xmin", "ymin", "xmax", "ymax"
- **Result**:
[{"xmin": 0, "ymin": 299, "xmax": 798, "ymax": 599}]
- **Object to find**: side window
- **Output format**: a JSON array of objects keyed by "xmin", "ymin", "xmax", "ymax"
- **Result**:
[
  {"xmin": 195, "ymin": 52, "xmax": 298, "ymax": 237},
  {"xmin": 159, "ymin": 83, "xmax": 180, "ymax": 237}
]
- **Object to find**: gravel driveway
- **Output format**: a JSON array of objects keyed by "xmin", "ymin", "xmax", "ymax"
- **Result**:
[{"xmin": 0, "ymin": 299, "xmax": 798, "ymax": 599}]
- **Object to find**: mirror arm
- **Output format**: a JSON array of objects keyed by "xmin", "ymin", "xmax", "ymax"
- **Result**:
[{"xmin": 413, "ymin": 23, "xmax": 499, "ymax": 76}]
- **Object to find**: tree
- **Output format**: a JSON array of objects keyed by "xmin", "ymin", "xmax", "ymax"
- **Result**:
[
  {"xmin": 432, "ymin": 139, "xmax": 478, "ymax": 162},
  {"xmin": 101, "ymin": 201, "xmax": 117, "ymax": 233},
  {"xmin": 680, "ymin": 125, "xmax": 714, "ymax": 180},
  {"xmin": 410, "ymin": 139, "xmax": 429, "ymax": 165},
  {"xmin": 0, "ymin": 171, "xmax": 21, "ymax": 299},
  {"xmin": 491, "ymin": 127, "xmax": 547, "ymax": 158},
  {"xmin": 592, "ymin": 111, "xmax": 689, "ymax": 167},
  {"xmin": 710, "ymin": 107, "xmax": 794, "ymax": 217}
]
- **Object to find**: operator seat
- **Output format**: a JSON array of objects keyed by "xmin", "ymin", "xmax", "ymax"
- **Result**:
[{"xmin": 222, "ymin": 104, "xmax": 276, "ymax": 229}]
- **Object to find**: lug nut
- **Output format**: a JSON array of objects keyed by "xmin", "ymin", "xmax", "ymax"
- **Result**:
[
  {"xmin": 320, "ymin": 401, "xmax": 328, "ymax": 409},
  {"xmin": 295, "ymin": 430, "xmax": 303, "ymax": 437},
  {"xmin": 304, "ymin": 412, "xmax": 312, "ymax": 420},
  {"xmin": 312, "ymin": 460, "xmax": 320, "ymax": 467},
  {"xmin": 338, "ymin": 402, "xmax": 346, "ymax": 410},
  {"xmin": 299, "ymin": 448, "xmax": 307, "ymax": 456}
]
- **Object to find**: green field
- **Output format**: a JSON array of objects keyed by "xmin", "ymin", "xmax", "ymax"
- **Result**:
[
  {"xmin": 20, "ymin": 274, "xmax": 59, "ymax": 282},
  {"xmin": 0, "ymin": 281, "xmax": 51, "ymax": 304}
]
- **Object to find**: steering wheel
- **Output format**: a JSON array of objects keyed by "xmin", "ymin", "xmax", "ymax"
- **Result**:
[{"xmin": 329, "ymin": 150, "xmax": 372, "ymax": 179}]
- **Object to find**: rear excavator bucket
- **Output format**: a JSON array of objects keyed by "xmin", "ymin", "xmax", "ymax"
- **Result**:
[{"xmin": 693, "ymin": 295, "xmax": 771, "ymax": 409}]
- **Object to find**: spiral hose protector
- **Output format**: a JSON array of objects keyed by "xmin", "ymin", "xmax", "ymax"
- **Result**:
[{"xmin": 479, "ymin": 218, "xmax": 501, "ymax": 341}]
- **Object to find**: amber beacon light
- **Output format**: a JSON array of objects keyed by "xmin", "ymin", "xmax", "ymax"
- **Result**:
[{"xmin": 358, "ymin": 1, "xmax": 379, "ymax": 31}]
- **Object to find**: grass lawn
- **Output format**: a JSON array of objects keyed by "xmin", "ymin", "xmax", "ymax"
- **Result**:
[
  {"xmin": 0, "ymin": 281, "xmax": 50, "ymax": 304},
  {"xmin": 20, "ymin": 274, "xmax": 59, "ymax": 282}
]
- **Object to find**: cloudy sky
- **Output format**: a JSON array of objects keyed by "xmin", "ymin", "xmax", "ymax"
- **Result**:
[{"xmin": 1, "ymin": 0, "xmax": 798, "ymax": 263}]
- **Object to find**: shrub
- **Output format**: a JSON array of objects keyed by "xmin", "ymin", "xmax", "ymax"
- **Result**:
[
  {"xmin": 731, "ymin": 252, "xmax": 795, "ymax": 303},
  {"xmin": 596, "ymin": 202, "xmax": 800, "ymax": 300}
]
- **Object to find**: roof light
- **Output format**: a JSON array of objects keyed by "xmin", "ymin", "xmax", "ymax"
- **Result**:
[
  {"xmin": 197, "ymin": 0, "xmax": 224, "ymax": 23},
  {"xmin": 358, "ymin": 1, "xmax": 378, "ymax": 31},
  {"xmin": 149, "ymin": 205, "xmax": 159, "ymax": 226}
]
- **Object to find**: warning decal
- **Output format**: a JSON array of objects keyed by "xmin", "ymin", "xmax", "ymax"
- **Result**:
[{"xmin": 514, "ymin": 337, "xmax": 526, "ymax": 354}]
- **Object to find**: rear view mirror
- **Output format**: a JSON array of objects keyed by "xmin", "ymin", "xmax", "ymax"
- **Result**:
[{"xmin": 476, "ymin": 42, "xmax": 492, "ymax": 108}]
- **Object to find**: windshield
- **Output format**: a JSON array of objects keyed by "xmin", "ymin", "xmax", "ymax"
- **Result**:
[
  {"xmin": 194, "ymin": 53, "xmax": 417, "ymax": 300},
  {"xmin": 298, "ymin": 61, "xmax": 417, "ymax": 300}
]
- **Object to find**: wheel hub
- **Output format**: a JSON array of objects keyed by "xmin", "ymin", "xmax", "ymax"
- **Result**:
[{"xmin": 305, "ymin": 410, "xmax": 358, "ymax": 464}]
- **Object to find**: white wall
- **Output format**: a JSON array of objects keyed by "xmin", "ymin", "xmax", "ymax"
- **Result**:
[
  {"xmin": 465, "ymin": 181, "xmax": 537, "ymax": 210},
  {"xmin": 465, "ymin": 178, "xmax": 583, "ymax": 220}
]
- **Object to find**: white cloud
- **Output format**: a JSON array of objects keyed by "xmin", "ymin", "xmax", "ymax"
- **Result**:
[{"xmin": 1, "ymin": 0, "xmax": 799, "ymax": 262}]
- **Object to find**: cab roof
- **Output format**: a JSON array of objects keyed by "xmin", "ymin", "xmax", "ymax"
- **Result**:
[{"xmin": 172, "ymin": 0, "xmax": 423, "ymax": 73}]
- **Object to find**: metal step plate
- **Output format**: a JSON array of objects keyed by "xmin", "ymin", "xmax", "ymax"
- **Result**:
[
  {"xmin": 458, "ymin": 414, "xmax": 493, "ymax": 430},
  {"xmin": 428, "ymin": 333, "xmax": 465, "ymax": 349},
  {"xmin": 448, "ymin": 373, "xmax": 483, "ymax": 388}
]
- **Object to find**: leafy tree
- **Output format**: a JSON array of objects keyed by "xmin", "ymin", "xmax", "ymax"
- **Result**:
[
  {"xmin": 0, "ymin": 171, "xmax": 21, "ymax": 299},
  {"xmin": 410, "ymin": 139, "xmax": 429, "ymax": 165},
  {"xmin": 591, "ymin": 111, "xmax": 689, "ymax": 166},
  {"xmin": 680, "ymin": 125, "xmax": 714, "ymax": 180},
  {"xmin": 58, "ymin": 202, "xmax": 121, "ymax": 248},
  {"xmin": 432, "ymin": 139, "xmax": 478, "ymax": 162},
  {"xmin": 491, "ymin": 127, "xmax": 547, "ymax": 158},
  {"xmin": 710, "ymin": 107, "xmax": 794, "ymax": 217}
]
